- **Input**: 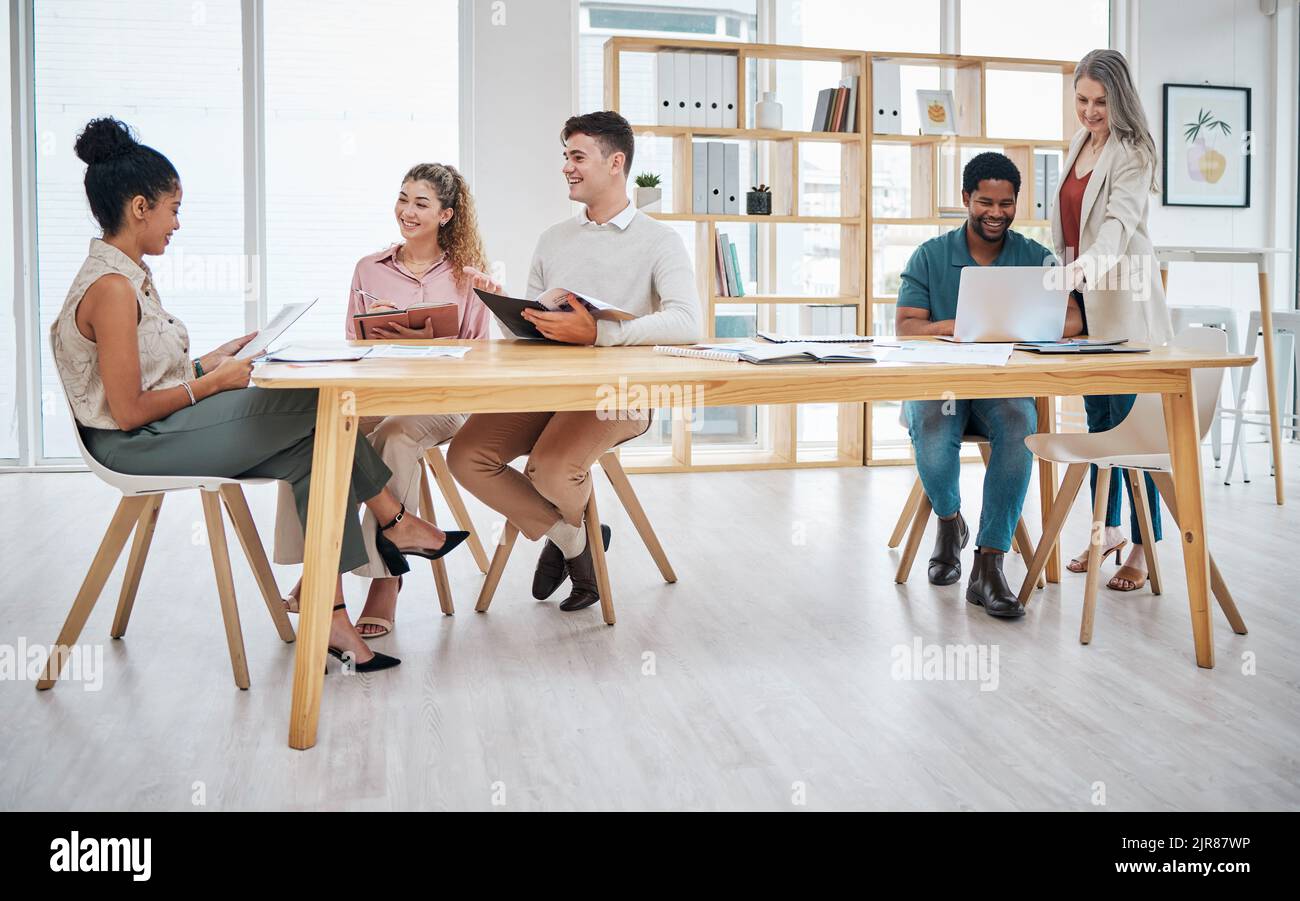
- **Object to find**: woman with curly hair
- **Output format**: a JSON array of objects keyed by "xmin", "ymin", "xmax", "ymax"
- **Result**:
[{"xmin": 276, "ymin": 163, "xmax": 501, "ymax": 637}]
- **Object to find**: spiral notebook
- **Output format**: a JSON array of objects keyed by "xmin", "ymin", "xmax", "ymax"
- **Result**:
[{"xmin": 654, "ymin": 343, "xmax": 875, "ymax": 364}]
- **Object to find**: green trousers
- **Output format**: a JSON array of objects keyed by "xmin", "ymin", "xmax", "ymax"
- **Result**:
[{"xmin": 83, "ymin": 387, "xmax": 391, "ymax": 573}]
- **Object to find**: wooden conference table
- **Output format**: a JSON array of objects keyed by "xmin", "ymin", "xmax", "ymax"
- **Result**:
[{"xmin": 253, "ymin": 339, "xmax": 1252, "ymax": 750}]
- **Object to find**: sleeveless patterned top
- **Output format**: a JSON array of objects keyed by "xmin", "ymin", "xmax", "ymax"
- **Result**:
[{"xmin": 51, "ymin": 239, "xmax": 191, "ymax": 430}]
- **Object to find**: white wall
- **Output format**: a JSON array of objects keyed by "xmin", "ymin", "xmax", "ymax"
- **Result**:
[
  {"xmin": 466, "ymin": 0, "xmax": 577, "ymax": 296},
  {"xmin": 1130, "ymin": 0, "xmax": 1297, "ymax": 315}
]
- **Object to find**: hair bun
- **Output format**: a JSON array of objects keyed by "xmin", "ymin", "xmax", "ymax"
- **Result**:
[{"xmin": 74, "ymin": 117, "xmax": 139, "ymax": 165}]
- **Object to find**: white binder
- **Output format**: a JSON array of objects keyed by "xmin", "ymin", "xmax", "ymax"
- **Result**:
[
  {"xmin": 689, "ymin": 53, "xmax": 708, "ymax": 127},
  {"xmin": 721, "ymin": 54, "xmax": 738, "ymax": 127},
  {"xmin": 1044, "ymin": 155, "xmax": 1060, "ymax": 222},
  {"xmin": 673, "ymin": 52, "xmax": 691, "ymax": 126},
  {"xmin": 656, "ymin": 51, "xmax": 674, "ymax": 126},
  {"xmin": 1034, "ymin": 153, "xmax": 1047, "ymax": 218},
  {"xmin": 692, "ymin": 142, "xmax": 709, "ymax": 213},
  {"xmin": 723, "ymin": 142, "xmax": 740, "ymax": 214},
  {"xmin": 707, "ymin": 141, "xmax": 725, "ymax": 214},
  {"xmin": 871, "ymin": 61, "xmax": 902, "ymax": 134},
  {"xmin": 705, "ymin": 53, "xmax": 724, "ymax": 129}
]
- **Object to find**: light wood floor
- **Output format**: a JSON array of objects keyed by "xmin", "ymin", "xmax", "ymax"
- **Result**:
[{"xmin": 2, "ymin": 443, "xmax": 1297, "ymax": 811}]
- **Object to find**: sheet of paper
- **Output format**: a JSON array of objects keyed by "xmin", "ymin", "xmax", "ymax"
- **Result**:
[
  {"xmin": 876, "ymin": 342, "xmax": 1013, "ymax": 366},
  {"xmin": 367, "ymin": 345, "xmax": 472, "ymax": 359},
  {"xmin": 261, "ymin": 343, "xmax": 371, "ymax": 362},
  {"xmin": 535, "ymin": 288, "xmax": 636, "ymax": 321}
]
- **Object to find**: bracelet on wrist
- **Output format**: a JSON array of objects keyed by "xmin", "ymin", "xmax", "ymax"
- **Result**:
[{"xmin": 181, "ymin": 381, "xmax": 197, "ymax": 406}]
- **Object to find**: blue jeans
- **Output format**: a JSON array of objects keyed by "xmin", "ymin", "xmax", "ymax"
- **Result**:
[
  {"xmin": 1082, "ymin": 394, "xmax": 1162, "ymax": 544},
  {"xmin": 905, "ymin": 397, "xmax": 1037, "ymax": 553}
]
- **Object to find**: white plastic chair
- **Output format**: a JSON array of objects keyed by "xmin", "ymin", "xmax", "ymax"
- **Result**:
[
  {"xmin": 888, "ymin": 407, "xmax": 1042, "ymax": 586},
  {"xmin": 1017, "ymin": 328, "xmax": 1248, "ymax": 645},
  {"xmin": 1168, "ymin": 304, "xmax": 1242, "ymax": 465},
  {"xmin": 37, "ymin": 393, "xmax": 295, "ymax": 692}
]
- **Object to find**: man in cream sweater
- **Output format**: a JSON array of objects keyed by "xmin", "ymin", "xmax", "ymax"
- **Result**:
[{"xmin": 448, "ymin": 110, "xmax": 701, "ymax": 612}]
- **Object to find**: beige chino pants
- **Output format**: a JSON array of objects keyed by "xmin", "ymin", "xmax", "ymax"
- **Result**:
[{"xmin": 446, "ymin": 410, "xmax": 650, "ymax": 541}]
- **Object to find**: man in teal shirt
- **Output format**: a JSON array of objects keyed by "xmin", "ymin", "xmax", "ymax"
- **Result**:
[{"xmin": 896, "ymin": 152, "xmax": 1082, "ymax": 618}]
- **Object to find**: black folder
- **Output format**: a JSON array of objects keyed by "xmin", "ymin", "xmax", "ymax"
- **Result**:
[{"xmin": 473, "ymin": 289, "xmax": 554, "ymax": 341}]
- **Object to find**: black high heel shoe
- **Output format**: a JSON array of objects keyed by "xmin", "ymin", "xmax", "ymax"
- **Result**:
[
  {"xmin": 327, "ymin": 603, "xmax": 401, "ymax": 673},
  {"xmin": 373, "ymin": 503, "xmax": 470, "ymax": 576}
]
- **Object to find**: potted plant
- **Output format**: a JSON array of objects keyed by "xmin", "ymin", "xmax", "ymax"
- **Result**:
[
  {"xmin": 746, "ymin": 184, "xmax": 772, "ymax": 216},
  {"xmin": 634, "ymin": 172, "xmax": 662, "ymax": 211}
]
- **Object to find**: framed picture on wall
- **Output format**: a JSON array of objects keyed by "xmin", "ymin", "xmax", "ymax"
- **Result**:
[{"xmin": 1162, "ymin": 83, "xmax": 1251, "ymax": 208}]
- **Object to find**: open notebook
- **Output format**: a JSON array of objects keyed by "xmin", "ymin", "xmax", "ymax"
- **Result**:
[{"xmin": 655, "ymin": 342, "xmax": 876, "ymax": 364}]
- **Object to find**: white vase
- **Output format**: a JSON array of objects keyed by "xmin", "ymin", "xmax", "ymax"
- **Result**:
[
  {"xmin": 755, "ymin": 92, "xmax": 783, "ymax": 130},
  {"xmin": 634, "ymin": 186, "xmax": 662, "ymax": 211}
]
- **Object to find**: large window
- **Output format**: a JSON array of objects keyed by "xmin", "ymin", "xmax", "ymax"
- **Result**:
[
  {"xmin": 32, "ymin": 0, "xmax": 245, "ymax": 459},
  {"xmin": 961, "ymin": 0, "xmax": 1109, "ymax": 60},
  {"xmin": 15, "ymin": 0, "xmax": 459, "ymax": 463},
  {"xmin": 263, "ymin": 0, "xmax": 459, "ymax": 342},
  {"xmin": 2, "ymin": 10, "xmax": 17, "ymax": 460}
]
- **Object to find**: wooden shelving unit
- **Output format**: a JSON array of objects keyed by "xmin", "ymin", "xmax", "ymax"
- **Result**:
[
  {"xmin": 605, "ymin": 35, "xmax": 868, "ymax": 473},
  {"xmin": 864, "ymin": 50, "xmax": 1078, "ymax": 462},
  {"xmin": 604, "ymin": 37, "xmax": 1079, "ymax": 472}
]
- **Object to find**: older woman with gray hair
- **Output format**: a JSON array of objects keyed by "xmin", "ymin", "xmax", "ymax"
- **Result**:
[{"xmin": 1050, "ymin": 48, "xmax": 1174, "ymax": 592}]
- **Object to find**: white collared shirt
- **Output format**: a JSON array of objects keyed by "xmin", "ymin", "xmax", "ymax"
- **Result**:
[{"xmin": 576, "ymin": 199, "xmax": 637, "ymax": 231}]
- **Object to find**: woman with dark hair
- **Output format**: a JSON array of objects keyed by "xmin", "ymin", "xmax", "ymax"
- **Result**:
[
  {"xmin": 1051, "ymin": 49, "xmax": 1174, "ymax": 592},
  {"xmin": 275, "ymin": 162, "xmax": 499, "ymax": 637},
  {"xmin": 51, "ymin": 117, "xmax": 467, "ymax": 672}
]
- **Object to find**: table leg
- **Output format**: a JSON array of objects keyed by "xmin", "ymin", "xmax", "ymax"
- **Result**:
[
  {"xmin": 1257, "ymin": 266, "xmax": 1284, "ymax": 505},
  {"xmin": 1035, "ymin": 396, "xmax": 1060, "ymax": 583},
  {"xmin": 1162, "ymin": 381, "xmax": 1214, "ymax": 669},
  {"xmin": 288, "ymin": 388, "xmax": 358, "ymax": 750}
]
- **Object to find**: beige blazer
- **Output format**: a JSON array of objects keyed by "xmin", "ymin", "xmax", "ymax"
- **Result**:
[{"xmin": 1050, "ymin": 129, "xmax": 1173, "ymax": 345}]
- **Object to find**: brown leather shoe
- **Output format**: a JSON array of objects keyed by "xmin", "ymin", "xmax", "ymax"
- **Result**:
[
  {"xmin": 558, "ymin": 524, "xmax": 611, "ymax": 612},
  {"xmin": 532, "ymin": 540, "xmax": 568, "ymax": 600}
]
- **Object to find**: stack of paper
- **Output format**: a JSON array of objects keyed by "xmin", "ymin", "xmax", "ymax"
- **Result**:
[
  {"xmin": 876, "ymin": 343, "xmax": 1014, "ymax": 366},
  {"xmin": 367, "ymin": 345, "xmax": 473, "ymax": 359},
  {"xmin": 262, "ymin": 343, "xmax": 371, "ymax": 362}
]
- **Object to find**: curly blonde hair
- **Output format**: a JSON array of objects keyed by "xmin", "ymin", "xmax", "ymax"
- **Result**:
[{"xmin": 402, "ymin": 162, "xmax": 488, "ymax": 287}]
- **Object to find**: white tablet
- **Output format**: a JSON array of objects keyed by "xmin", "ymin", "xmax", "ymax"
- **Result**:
[{"xmin": 237, "ymin": 299, "xmax": 318, "ymax": 360}]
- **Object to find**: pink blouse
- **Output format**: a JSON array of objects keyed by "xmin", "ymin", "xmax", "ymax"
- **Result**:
[{"xmin": 344, "ymin": 244, "xmax": 491, "ymax": 339}]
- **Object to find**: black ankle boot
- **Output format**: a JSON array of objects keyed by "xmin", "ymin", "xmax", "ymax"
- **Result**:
[
  {"xmin": 966, "ymin": 550, "xmax": 1025, "ymax": 618},
  {"xmin": 928, "ymin": 512, "xmax": 969, "ymax": 585}
]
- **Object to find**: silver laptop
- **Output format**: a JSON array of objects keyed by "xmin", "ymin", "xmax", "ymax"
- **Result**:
[{"xmin": 942, "ymin": 266, "xmax": 1068, "ymax": 343}]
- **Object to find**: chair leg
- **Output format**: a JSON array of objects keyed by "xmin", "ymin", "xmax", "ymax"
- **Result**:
[
  {"xmin": 1012, "ymin": 515, "xmax": 1046, "ymax": 589},
  {"xmin": 200, "ymin": 491, "xmax": 250, "ymax": 690},
  {"xmin": 598, "ymin": 451, "xmax": 676, "ymax": 583},
  {"xmin": 1019, "ymin": 463, "xmax": 1088, "ymax": 604},
  {"xmin": 894, "ymin": 492, "xmax": 933, "ymax": 584},
  {"xmin": 218, "ymin": 485, "xmax": 295, "ymax": 642},
  {"xmin": 584, "ymin": 492, "xmax": 616, "ymax": 625},
  {"xmin": 417, "ymin": 466, "xmax": 454, "ymax": 615},
  {"xmin": 474, "ymin": 522, "xmax": 519, "ymax": 613},
  {"xmin": 1080, "ymin": 467, "xmax": 1113, "ymax": 645},
  {"xmin": 1126, "ymin": 469, "xmax": 1163, "ymax": 596},
  {"xmin": 1150, "ymin": 471, "xmax": 1247, "ymax": 634},
  {"xmin": 37, "ymin": 495, "xmax": 148, "ymax": 690},
  {"xmin": 110, "ymin": 494, "xmax": 164, "ymax": 638},
  {"xmin": 889, "ymin": 477, "xmax": 924, "ymax": 549},
  {"xmin": 427, "ymin": 447, "xmax": 489, "ymax": 575}
]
